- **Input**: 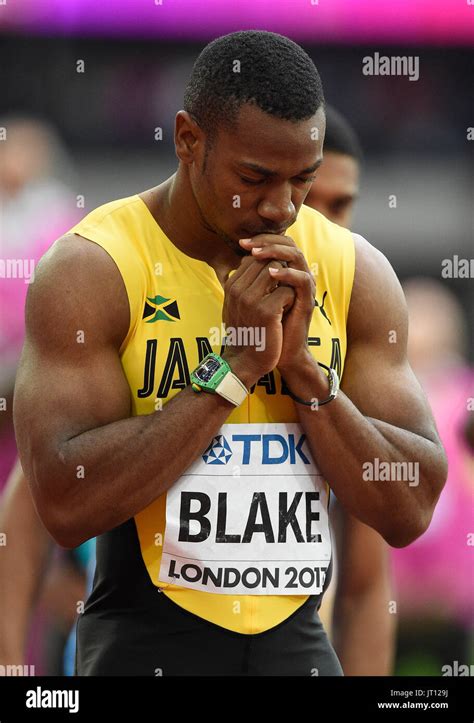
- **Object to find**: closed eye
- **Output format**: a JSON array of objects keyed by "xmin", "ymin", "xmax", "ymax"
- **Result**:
[
  {"xmin": 239, "ymin": 174, "xmax": 317, "ymax": 186},
  {"xmin": 331, "ymin": 198, "xmax": 353, "ymax": 214},
  {"xmin": 239, "ymin": 176, "xmax": 265, "ymax": 185}
]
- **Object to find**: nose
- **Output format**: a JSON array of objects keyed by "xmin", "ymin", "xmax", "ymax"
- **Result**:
[{"xmin": 257, "ymin": 185, "xmax": 296, "ymax": 228}]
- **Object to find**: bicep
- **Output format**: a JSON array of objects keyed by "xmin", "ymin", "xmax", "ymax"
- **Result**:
[
  {"xmin": 343, "ymin": 346, "xmax": 437, "ymax": 441},
  {"xmin": 13, "ymin": 236, "xmax": 132, "ymax": 489}
]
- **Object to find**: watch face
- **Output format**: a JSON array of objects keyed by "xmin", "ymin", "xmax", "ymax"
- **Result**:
[{"xmin": 195, "ymin": 357, "xmax": 221, "ymax": 383}]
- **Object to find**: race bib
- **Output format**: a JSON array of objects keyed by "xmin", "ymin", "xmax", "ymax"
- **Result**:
[{"xmin": 159, "ymin": 423, "xmax": 331, "ymax": 595}]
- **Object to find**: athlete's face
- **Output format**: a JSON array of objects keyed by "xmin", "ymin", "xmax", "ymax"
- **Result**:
[
  {"xmin": 187, "ymin": 103, "xmax": 325, "ymax": 255},
  {"xmin": 303, "ymin": 151, "xmax": 359, "ymax": 229}
]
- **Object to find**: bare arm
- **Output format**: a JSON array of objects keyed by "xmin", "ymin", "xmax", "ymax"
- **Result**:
[
  {"xmin": 0, "ymin": 459, "xmax": 53, "ymax": 663},
  {"xmin": 331, "ymin": 498, "xmax": 396, "ymax": 675},
  {"xmin": 243, "ymin": 232, "xmax": 448, "ymax": 547},
  {"xmin": 13, "ymin": 236, "xmax": 292, "ymax": 548}
]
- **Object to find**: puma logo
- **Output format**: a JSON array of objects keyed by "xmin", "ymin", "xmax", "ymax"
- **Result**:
[{"xmin": 315, "ymin": 290, "xmax": 331, "ymax": 325}]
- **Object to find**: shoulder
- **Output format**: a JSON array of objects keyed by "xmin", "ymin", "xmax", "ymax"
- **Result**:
[
  {"xmin": 25, "ymin": 233, "xmax": 129, "ymax": 352},
  {"xmin": 69, "ymin": 194, "xmax": 141, "ymax": 232},
  {"xmin": 33, "ymin": 231, "xmax": 126, "ymax": 290},
  {"xmin": 348, "ymin": 232, "xmax": 408, "ymax": 348}
]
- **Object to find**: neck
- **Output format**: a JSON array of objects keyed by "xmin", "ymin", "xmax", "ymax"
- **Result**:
[{"xmin": 146, "ymin": 167, "xmax": 244, "ymax": 272}]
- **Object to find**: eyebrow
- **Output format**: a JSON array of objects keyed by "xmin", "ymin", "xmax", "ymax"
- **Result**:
[{"xmin": 238, "ymin": 158, "xmax": 323, "ymax": 177}]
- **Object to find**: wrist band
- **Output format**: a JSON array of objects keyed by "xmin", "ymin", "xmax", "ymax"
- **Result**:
[{"xmin": 284, "ymin": 362, "xmax": 339, "ymax": 407}]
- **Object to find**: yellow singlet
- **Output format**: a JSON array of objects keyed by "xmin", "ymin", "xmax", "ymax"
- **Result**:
[{"xmin": 67, "ymin": 193, "xmax": 355, "ymax": 634}]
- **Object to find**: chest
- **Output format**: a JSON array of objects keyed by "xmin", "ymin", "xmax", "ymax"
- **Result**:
[{"xmin": 121, "ymin": 264, "xmax": 347, "ymax": 420}]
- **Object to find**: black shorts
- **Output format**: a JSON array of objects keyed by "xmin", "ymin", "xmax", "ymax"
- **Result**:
[
  {"xmin": 75, "ymin": 591, "xmax": 342, "ymax": 676},
  {"xmin": 75, "ymin": 520, "xmax": 343, "ymax": 676}
]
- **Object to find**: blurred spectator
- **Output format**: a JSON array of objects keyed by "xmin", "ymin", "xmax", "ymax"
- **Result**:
[
  {"xmin": 392, "ymin": 278, "xmax": 474, "ymax": 675},
  {"xmin": 0, "ymin": 116, "xmax": 82, "ymax": 674},
  {"xmin": 0, "ymin": 116, "xmax": 79, "ymax": 490}
]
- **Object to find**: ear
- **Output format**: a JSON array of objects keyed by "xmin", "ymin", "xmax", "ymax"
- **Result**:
[{"xmin": 174, "ymin": 110, "xmax": 204, "ymax": 164}]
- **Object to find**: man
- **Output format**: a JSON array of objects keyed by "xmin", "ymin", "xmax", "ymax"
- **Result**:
[
  {"xmin": 0, "ymin": 117, "xmax": 79, "ymax": 490},
  {"xmin": 1, "ymin": 108, "xmax": 392, "ymax": 677},
  {"xmin": 305, "ymin": 106, "xmax": 395, "ymax": 676},
  {"xmin": 13, "ymin": 31, "xmax": 447, "ymax": 676},
  {"xmin": 304, "ymin": 105, "xmax": 361, "ymax": 228},
  {"xmin": 392, "ymin": 279, "xmax": 474, "ymax": 674},
  {"xmin": 0, "ymin": 117, "xmax": 81, "ymax": 674}
]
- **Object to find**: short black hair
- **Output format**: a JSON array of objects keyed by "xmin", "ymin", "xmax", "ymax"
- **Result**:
[
  {"xmin": 324, "ymin": 105, "xmax": 363, "ymax": 162},
  {"xmin": 184, "ymin": 30, "xmax": 325, "ymax": 149}
]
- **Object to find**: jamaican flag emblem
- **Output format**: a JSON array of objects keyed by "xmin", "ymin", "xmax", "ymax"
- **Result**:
[{"xmin": 142, "ymin": 294, "xmax": 180, "ymax": 323}]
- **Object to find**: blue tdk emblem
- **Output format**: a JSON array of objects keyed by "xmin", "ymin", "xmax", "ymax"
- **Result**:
[{"xmin": 202, "ymin": 435, "xmax": 233, "ymax": 465}]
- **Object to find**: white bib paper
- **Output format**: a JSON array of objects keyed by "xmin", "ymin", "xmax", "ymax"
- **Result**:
[{"xmin": 159, "ymin": 423, "xmax": 331, "ymax": 595}]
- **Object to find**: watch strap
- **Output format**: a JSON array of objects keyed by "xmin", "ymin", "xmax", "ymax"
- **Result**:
[{"xmin": 215, "ymin": 371, "xmax": 248, "ymax": 407}]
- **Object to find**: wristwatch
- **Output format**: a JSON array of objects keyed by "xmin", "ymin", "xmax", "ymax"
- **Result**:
[
  {"xmin": 190, "ymin": 353, "xmax": 248, "ymax": 407},
  {"xmin": 285, "ymin": 362, "xmax": 339, "ymax": 406}
]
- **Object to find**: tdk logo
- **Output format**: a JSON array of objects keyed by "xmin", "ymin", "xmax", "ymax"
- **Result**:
[
  {"xmin": 203, "ymin": 435, "xmax": 233, "ymax": 465},
  {"xmin": 202, "ymin": 433, "xmax": 310, "ymax": 465}
]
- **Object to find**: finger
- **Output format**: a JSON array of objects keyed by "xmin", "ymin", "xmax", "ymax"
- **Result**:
[
  {"xmin": 224, "ymin": 256, "xmax": 265, "ymax": 306},
  {"xmin": 268, "ymin": 266, "xmax": 316, "ymax": 303},
  {"xmin": 226, "ymin": 233, "xmax": 294, "ymax": 291},
  {"xmin": 250, "ymin": 243, "xmax": 308, "ymax": 272},
  {"xmin": 240, "ymin": 234, "xmax": 296, "ymax": 251},
  {"xmin": 260, "ymin": 284, "xmax": 296, "ymax": 317},
  {"xmin": 246, "ymin": 259, "xmax": 289, "ymax": 298},
  {"xmin": 223, "ymin": 258, "xmax": 287, "ymax": 325},
  {"xmin": 226, "ymin": 256, "xmax": 287, "ymax": 297}
]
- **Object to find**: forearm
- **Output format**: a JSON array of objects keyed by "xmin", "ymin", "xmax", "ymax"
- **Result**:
[
  {"xmin": 39, "ymin": 561, "xmax": 87, "ymax": 632},
  {"xmin": 332, "ymin": 581, "xmax": 396, "ymax": 675},
  {"xmin": 0, "ymin": 461, "xmax": 54, "ymax": 662},
  {"xmin": 280, "ymin": 355, "xmax": 447, "ymax": 546},
  {"xmin": 34, "ymin": 362, "xmax": 255, "ymax": 548}
]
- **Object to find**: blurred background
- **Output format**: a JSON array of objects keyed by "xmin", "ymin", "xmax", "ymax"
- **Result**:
[{"xmin": 0, "ymin": 0, "xmax": 472, "ymax": 677}]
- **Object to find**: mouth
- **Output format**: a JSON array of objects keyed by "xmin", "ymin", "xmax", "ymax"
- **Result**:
[{"xmin": 241, "ymin": 227, "xmax": 287, "ymax": 237}]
